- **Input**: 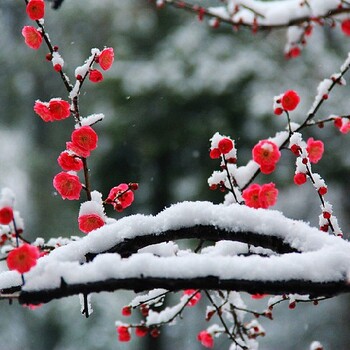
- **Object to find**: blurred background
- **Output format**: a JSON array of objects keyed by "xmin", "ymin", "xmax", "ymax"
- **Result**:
[{"xmin": 0, "ymin": 0, "xmax": 349, "ymax": 349}]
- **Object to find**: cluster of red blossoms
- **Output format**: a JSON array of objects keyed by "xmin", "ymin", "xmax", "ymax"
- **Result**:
[
  {"xmin": 242, "ymin": 183, "xmax": 278, "ymax": 209},
  {"xmin": 22, "ymin": 1, "xmax": 114, "ymax": 78}
]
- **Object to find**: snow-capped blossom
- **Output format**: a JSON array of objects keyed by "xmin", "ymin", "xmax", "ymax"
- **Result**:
[
  {"xmin": 52, "ymin": 51, "xmax": 64, "ymax": 72},
  {"xmin": 0, "ymin": 206, "xmax": 14, "ymax": 225},
  {"xmin": 197, "ymin": 330, "xmax": 214, "ymax": 348},
  {"xmin": 53, "ymin": 172, "xmax": 82, "ymax": 200},
  {"xmin": 98, "ymin": 47, "xmax": 114, "ymax": 71},
  {"xmin": 78, "ymin": 214, "xmax": 105, "ymax": 234},
  {"xmin": 135, "ymin": 326, "xmax": 148, "ymax": 337},
  {"xmin": 310, "ymin": 341, "xmax": 323, "ymax": 350},
  {"xmin": 242, "ymin": 183, "xmax": 278, "ymax": 209},
  {"xmin": 294, "ymin": 172, "xmax": 307, "ymax": 185},
  {"xmin": 117, "ymin": 325, "xmax": 131, "ymax": 342},
  {"xmin": 183, "ymin": 289, "xmax": 201, "ymax": 306},
  {"xmin": 34, "ymin": 99, "xmax": 71, "ymax": 122},
  {"xmin": 6, "ymin": 244, "xmax": 40, "ymax": 274},
  {"xmin": 71, "ymin": 126, "xmax": 98, "ymax": 155},
  {"xmin": 252, "ymin": 140, "xmax": 280, "ymax": 174},
  {"xmin": 26, "ymin": 0, "xmax": 45, "ymax": 21},
  {"xmin": 106, "ymin": 183, "xmax": 135, "ymax": 212},
  {"xmin": 306, "ymin": 138, "xmax": 324, "ymax": 164},
  {"xmin": 57, "ymin": 151, "xmax": 83, "ymax": 171},
  {"xmin": 89, "ymin": 69, "xmax": 104, "ymax": 83},
  {"xmin": 281, "ymin": 90, "xmax": 300, "ymax": 111},
  {"xmin": 242, "ymin": 184, "xmax": 261, "ymax": 209},
  {"xmin": 258, "ymin": 183, "xmax": 278, "ymax": 209},
  {"xmin": 209, "ymin": 148, "xmax": 221, "ymax": 159},
  {"xmin": 341, "ymin": 19, "xmax": 350, "ymax": 36},
  {"xmin": 22, "ymin": 26, "xmax": 42, "ymax": 50}
]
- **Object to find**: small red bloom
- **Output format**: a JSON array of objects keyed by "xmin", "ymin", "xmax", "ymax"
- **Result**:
[
  {"xmin": 281, "ymin": 90, "xmax": 300, "ymax": 111},
  {"xmin": 7, "ymin": 244, "xmax": 40, "ymax": 274},
  {"xmin": 197, "ymin": 330, "xmax": 214, "ymax": 348},
  {"xmin": 274, "ymin": 107, "xmax": 283, "ymax": 115},
  {"xmin": 53, "ymin": 172, "xmax": 82, "ymax": 200},
  {"xmin": 34, "ymin": 101, "xmax": 52, "ymax": 121},
  {"xmin": 0, "ymin": 207, "xmax": 14, "ymax": 225},
  {"xmin": 106, "ymin": 184, "xmax": 135, "ymax": 212},
  {"xmin": 135, "ymin": 326, "xmax": 148, "ymax": 337},
  {"xmin": 287, "ymin": 46, "xmax": 301, "ymax": 59},
  {"xmin": 57, "ymin": 151, "xmax": 83, "ymax": 171},
  {"xmin": 290, "ymin": 144, "xmax": 301, "ymax": 156},
  {"xmin": 306, "ymin": 137, "xmax": 324, "ymax": 164},
  {"xmin": 71, "ymin": 126, "xmax": 98, "ymax": 153},
  {"xmin": 89, "ymin": 69, "xmax": 104, "ymax": 83},
  {"xmin": 259, "ymin": 183, "xmax": 278, "ymax": 209},
  {"xmin": 341, "ymin": 19, "xmax": 350, "ymax": 36},
  {"xmin": 242, "ymin": 184, "xmax": 261, "ymax": 209},
  {"xmin": 150, "ymin": 328, "xmax": 160, "ymax": 338},
  {"xmin": 117, "ymin": 326, "xmax": 131, "ymax": 342},
  {"xmin": 209, "ymin": 148, "xmax": 220, "ymax": 159},
  {"xmin": 183, "ymin": 289, "xmax": 201, "ymax": 306},
  {"xmin": 22, "ymin": 26, "xmax": 42, "ymax": 50},
  {"xmin": 53, "ymin": 64, "xmax": 62, "ymax": 72},
  {"xmin": 318, "ymin": 186, "xmax": 327, "ymax": 196},
  {"xmin": 218, "ymin": 138, "xmax": 234, "ymax": 154},
  {"xmin": 121, "ymin": 306, "xmax": 132, "ymax": 316},
  {"xmin": 294, "ymin": 172, "xmax": 307, "ymax": 185},
  {"xmin": 98, "ymin": 47, "xmax": 114, "ymax": 71},
  {"xmin": 49, "ymin": 99, "xmax": 71, "ymax": 120},
  {"xmin": 26, "ymin": 0, "xmax": 45, "ymax": 21},
  {"xmin": 78, "ymin": 214, "xmax": 105, "ymax": 234},
  {"xmin": 252, "ymin": 140, "xmax": 281, "ymax": 174}
]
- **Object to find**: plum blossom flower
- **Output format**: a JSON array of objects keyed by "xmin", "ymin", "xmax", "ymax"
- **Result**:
[
  {"xmin": 57, "ymin": 151, "xmax": 83, "ymax": 171},
  {"xmin": 53, "ymin": 172, "xmax": 82, "ymax": 200},
  {"xmin": 252, "ymin": 140, "xmax": 281, "ymax": 174},
  {"xmin": 117, "ymin": 326, "xmax": 131, "ymax": 342},
  {"xmin": 78, "ymin": 214, "xmax": 105, "ymax": 234},
  {"xmin": 294, "ymin": 172, "xmax": 307, "ymax": 185},
  {"xmin": 183, "ymin": 289, "xmax": 201, "ymax": 306},
  {"xmin": 281, "ymin": 90, "xmax": 300, "ymax": 111},
  {"xmin": 258, "ymin": 183, "xmax": 278, "ymax": 209},
  {"xmin": 135, "ymin": 326, "xmax": 148, "ymax": 337},
  {"xmin": 26, "ymin": 0, "xmax": 45, "ymax": 21},
  {"xmin": 306, "ymin": 138, "xmax": 324, "ymax": 164},
  {"xmin": 0, "ymin": 206, "xmax": 14, "ymax": 225},
  {"xmin": 106, "ymin": 183, "xmax": 135, "ymax": 212},
  {"xmin": 22, "ymin": 26, "xmax": 42, "ymax": 50},
  {"xmin": 71, "ymin": 126, "xmax": 98, "ymax": 154},
  {"xmin": 89, "ymin": 69, "xmax": 104, "ymax": 83},
  {"xmin": 98, "ymin": 47, "xmax": 114, "ymax": 71},
  {"xmin": 242, "ymin": 184, "xmax": 261, "ymax": 209},
  {"xmin": 197, "ymin": 330, "xmax": 214, "ymax": 348},
  {"xmin": 7, "ymin": 244, "xmax": 40, "ymax": 274},
  {"xmin": 341, "ymin": 19, "xmax": 350, "ymax": 36},
  {"xmin": 217, "ymin": 138, "xmax": 234, "ymax": 154}
]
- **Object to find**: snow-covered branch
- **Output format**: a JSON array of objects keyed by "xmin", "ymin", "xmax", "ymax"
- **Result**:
[{"xmin": 1, "ymin": 202, "xmax": 350, "ymax": 305}]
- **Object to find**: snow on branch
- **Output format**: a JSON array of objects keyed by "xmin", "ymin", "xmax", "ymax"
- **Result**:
[
  {"xmin": 160, "ymin": 0, "xmax": 350, "ymax": 29},
  {"xmin": 1, "ymin": 201, "xmax": 350, "ymax": 304}
]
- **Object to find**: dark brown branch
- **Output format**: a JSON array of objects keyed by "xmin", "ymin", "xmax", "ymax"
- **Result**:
[
  {"xmin": 85, "ymin": 224, "xmax": 298, "ymax": 261},
  {"xmin": 18, "ymin": 276, "xmax": 350, "ymax": 305}
]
